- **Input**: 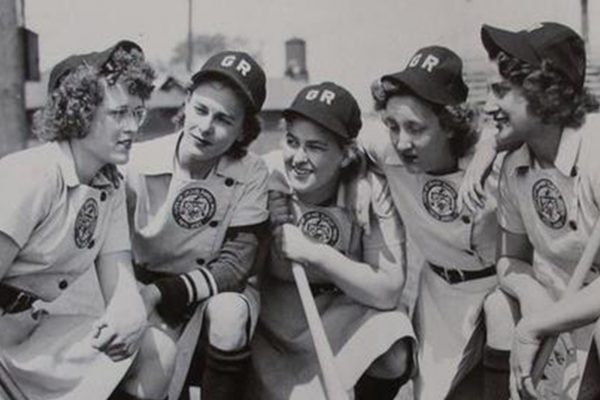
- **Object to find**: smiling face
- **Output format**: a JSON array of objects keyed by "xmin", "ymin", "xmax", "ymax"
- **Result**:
[
  {"xmin": 77, "ymin": 80, "xmax": 145, "ymax": 167},
  {"xmin": 483, "ymin": 61, "xmax": 541, "ymax": 145},
  {"xmin": 179, "ymin": 80, "xmax": 246, "ymax": 166},
  {"xmin": 382, "ymin": 95, "xmax": 455, "ymax": 174},
  {"xmin": 282, "ymin": 116, "xmax": 347, "ymax": 203}
]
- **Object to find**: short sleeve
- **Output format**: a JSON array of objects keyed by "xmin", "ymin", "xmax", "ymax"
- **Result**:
[
  {"xmin": 0, "ymin": 156, "xmax": 56, "ymax": 248},
  {"xmin": 229, "ymin": 158, "xmax": 269, "ymax": 227},
  {"xmin": 497, "ymin": 158, "xmax": 526, "ymax": 234},
  {"xmin": 99, "ymin": 185, "xmax": 132, "ymax": 255}
]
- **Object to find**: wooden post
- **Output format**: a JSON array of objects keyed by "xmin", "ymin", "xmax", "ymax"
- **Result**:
[
  {"xmin": 0, "ymin": 0, "xmax": 28, "ymax": 158},
  {"xmin": 581, "ymin": 0, "xmax": 589, "ymax": 51}
]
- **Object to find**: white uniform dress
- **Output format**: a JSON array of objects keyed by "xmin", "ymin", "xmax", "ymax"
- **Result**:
[
  {"xmin": 360, "ymin": 129, "xmax": 500, "ymax": 400},
  {"xmin": 498, "ymin": 113, "xmax": 600, "ymax": 399},
  {"xmin": 124, "ymin": 132, "xmax": 269, "ymax": 395},
  {"xmin": 249, "ymin": 150, "xmax": 416, "ymax": 400},
  {"xmin": 0, "ymin": 141, "xmax": 133, "ymax": 400}
]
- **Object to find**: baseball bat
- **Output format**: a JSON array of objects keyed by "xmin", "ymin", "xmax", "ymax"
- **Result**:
[
  {"xmin": 0, "ymin": 356, "xmax": 29, "ymax": 400},
  {"xmin": 531, "ymin": 218, "xmax": 600, "ymax": 386},
  {"xmin": 291, "ymin": 262, "xmax": 349, "ymax": 400}
]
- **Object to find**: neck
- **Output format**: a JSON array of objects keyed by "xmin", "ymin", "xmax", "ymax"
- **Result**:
[
  {"xmin": 69, "ymin": 141, "xmax": 104, "ymax": 184},
  {"xmin": 427, "ymin": 154, "xmax": 459, "ymax": 176},
  {"xmin": 526, "ymin": 124, "xmax": 563, "ymax": 168},
  {"xmin": 297, "ymin": 178, "xmax": 340, "ymax": 206},
  {"xmin": 177, "ymin": 148, "xmax": 217, "ymax": 180}
]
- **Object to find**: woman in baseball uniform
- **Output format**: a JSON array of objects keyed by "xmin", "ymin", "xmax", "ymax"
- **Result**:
[
  {"xmin": 0, "ymin": 41, "xmax": 155, "ymax": 400},
  {"xmin": 459, "ymin": 22, "xmax": 600, "ymax": 399},
  {"xmin": 113, "ymin": 51, "xmax": 269, "ymax": 400},
  {"xmin": 361, "ymin": 46, "xmax": 505, "ymax": 400},
  {"xmin": 249, "ymin": 81, "xmax": 416, "ymax": 400}
]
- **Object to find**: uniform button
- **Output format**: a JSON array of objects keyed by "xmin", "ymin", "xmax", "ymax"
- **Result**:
[
  {"xmin": 465, "ymin": 249, "xmax": 475, "ymax": 256},
  {"xmin": 225, "ymin": 178, "xmax": 234, "ymax": 187},
  {"xmin": 88, "ymin": 239, "xmax": 95, "ymax": 249},
  {"xmin": 100, "ymin": 191, "xmax": 107, "ymax": 201},
  {"xmin": 209, "ymin": 221, "xmax": 218, "ymax": 228},
  {"xmin": 570, "ymin": 166, "xmax": 578, "ymax": 177},
  {"xmin": 59, "ymin": 280, "xmax": 68, "ymax": 290},
  {"xmin": 196, "ymin": 258, "xmax": 205, "ymax": 265},
  {"xmin": 569, "ymin": 220, "xmax": 578, "ymax": 231},
  {"xmin": 461, "ymin": 215, "xmax": 471, "ymax": 224}
]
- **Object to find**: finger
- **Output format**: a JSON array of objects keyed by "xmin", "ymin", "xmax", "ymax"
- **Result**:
[
  {"xmin": 91, "ymin": 325, "xmax": 118, "ymax": 351},
  {"xmin": 468, "ymin": 189, "xmax": 484, "ymax": 210},
  {"xmin": 509, "ymin": 371, "xmax": 521, "ymax": 400},
  {"xmin": 522, "ymin": 376, "xmax": 537, "ymax": 399}
]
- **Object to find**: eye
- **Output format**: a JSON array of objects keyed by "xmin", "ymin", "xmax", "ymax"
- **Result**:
[
  {"xmin": 215, "ymin": 114, "xmax": 235, "ymax": 126},
  {"xmin": 194, "ymin": 104, "xmax": 208, "ymax": 115},
  {"xmin": 306, "ymin": 143, "xmax": 327, "ymax": 152},
  {"xmin": 383, "ymin": 119, "xmax": 399, "ymax": 133},
  {"xmin": 108, "ymin": 109, "xmax": 128, "ymax": 119},
  {"xmin": 285, "ymin": 133, "xmax": 299, "ymax": 148},
  {"xmin": 405, "ymin": 122, "xmax": 425, "ymax": 135},
  {"xmin": 490, "ymin": 81, "xmax": 511, "ymax": 98}
]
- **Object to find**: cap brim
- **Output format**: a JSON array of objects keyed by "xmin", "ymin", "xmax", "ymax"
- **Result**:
[
  {"xmin": 481, "ymin": 24, "xmax": 539, "ymax": 65},
  {"xmin": 191, "ymin": 70, "xmax": 258, "ymax": 112},
  {"xmin": 381, "ymin": 70, "xmax": 465, "ymax": 106},
  {"xmin": 282, "ymin": 108, "xmax": 348, "ymax": 139}
]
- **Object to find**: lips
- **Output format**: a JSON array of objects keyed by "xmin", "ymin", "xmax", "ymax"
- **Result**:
[
  {"xmin": 400, "ymin": 152, "xmax": 418, "ymax": 165},
  {"xmin": 117, "ymin": 139, "xmax": 132, "ymax": 150},
  {"xmin": 289, "ymin": 164, "xmax": 312, "ymax": 178},
  {"xmin": 190, "ymin": 134, "xmax": 212, "ymax": 147}
]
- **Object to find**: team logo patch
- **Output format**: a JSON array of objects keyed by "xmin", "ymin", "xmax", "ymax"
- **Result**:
[
  {"xmin": 172, "ymin": 187, "xmax": 217, "ymax": 229},
  {"xmin": 532, "ymin": 178, "xmax": 567, "ymax": 229},
  {"xmin": 298, "ymin": 211, "xmax": 340, "ymax": 246},
  {"xmin": 422, "ymin": 179, "xmax": 459, "ymax": 222},
  {"xmin": 74, "ymin": 198, "xmax": 98, "ymax": 248}
]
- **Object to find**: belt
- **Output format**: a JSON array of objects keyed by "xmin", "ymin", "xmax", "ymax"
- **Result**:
[
  {"xmin": 0, "ymin": 283, "xmax": 38, "ymax": 314},
  {"xmin": 430, "ymin": 263, "xmax": 496, "ymax": 285},
  {"xmin": 309, "ymin": 283, "xmax": 341, "ymax": 297}
]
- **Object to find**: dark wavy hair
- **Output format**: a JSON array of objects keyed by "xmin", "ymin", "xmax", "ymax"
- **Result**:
[
  {"xmin": 371, "ymin": 80, "xmax": 479, "ymax": 158},
  {"xmin": 34, "ymin": 48, "xmax": 156, "ymax": 142},
  {"xmin": 174, "ymin": 75, "xmax": 262, "ymax": 160},
  {"xmin": 496, "ymin": 51, "xmax": 599, "ymax": 128}
]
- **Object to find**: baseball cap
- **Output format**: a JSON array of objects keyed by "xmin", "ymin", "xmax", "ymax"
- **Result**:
[
  {"xmin": 48, "ymin": 40, "xmax": 143, "ymax": 93},
  {"xmin": 284, "ymin": 81, "xmax": 362, "ymax": 139},
  {"xmin": 481, "ymin": 22, "xmax": 586, "ymax": 88},
  {"xmin": 381, "ymin": 46, "xmax": 468, "ymax": 106},
  {"xmin": 191, "ymin": 51, "xmax": 266, "ymax": 113}
]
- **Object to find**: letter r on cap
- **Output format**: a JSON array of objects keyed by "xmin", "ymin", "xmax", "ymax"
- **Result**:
[
  {"xmin": 237, "ymin": 59, "xmax": 251, "ymax": 76},
  {"xmin": 421, "ymin": 55, "xmax": 439, "ymax": 72}
]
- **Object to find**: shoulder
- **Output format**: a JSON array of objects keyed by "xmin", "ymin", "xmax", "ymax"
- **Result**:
[
  {"xmin": 261, "ymin": 150, "xmax": 290, "ymax": 192},
  {"xmin": 0, "ymin": 143, "xmax": 61, "ymax": 187}
]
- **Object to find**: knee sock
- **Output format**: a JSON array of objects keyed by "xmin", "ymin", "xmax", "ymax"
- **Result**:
[
  {"xmin": 201, "ymin": 344, "xmax": 251, "ymax": 400},
  {"xmin": 483, "ymin": 346, "xmax": 510, "ymax": 400},
  {"xmin": 354, "ymin": 374, "xmax": 407, "ymax": 400}
]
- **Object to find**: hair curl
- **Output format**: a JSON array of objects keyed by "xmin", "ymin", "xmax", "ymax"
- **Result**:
[
  {"xmin": 34, "ymin": 48, "xmax": 156, "ymax": 142},
  {"xmin": 176, "ymin": 75, "xmax": 262, "ymax": 159},
  {"xmin": 497, "ymin": 51, "xmax": 599, "ymax": 128},
  {"xmin": 371, "ymin": 80, "xmax": 479, "ymax": 158}
]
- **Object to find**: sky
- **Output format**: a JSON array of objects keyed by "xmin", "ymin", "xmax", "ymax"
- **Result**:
[{"xmin": 24, "ymin": 0, "xmax": 599, "ymax": 109}]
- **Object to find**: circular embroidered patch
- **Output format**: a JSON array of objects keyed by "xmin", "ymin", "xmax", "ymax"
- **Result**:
[
  {"xmin": 532, "ymin": 178, "xmax": 567, "ymax": 229},
  {"xmin": 74, "ymin": 198, "xmax": 98, "ymax": 248},
  {"xmin": 422, "ymin": 179, "xmax": 459, "ymax": 222},
  {"xmin": 298, "ymin": 211, "xmax": 340, "ymax": 246},
  {"xmin": 172, "ymin": 187, "xmax": 217, "ymax": 229}
]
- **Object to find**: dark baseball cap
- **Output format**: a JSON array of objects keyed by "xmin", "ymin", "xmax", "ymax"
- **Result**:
[
  {"xmin": 381, "ymin": 46, "xmax": 468, "ymax": 106},
  {"xmin": 481, "ymin": 22, "xmax": 586, "ymax": 88},
  {"xmin": 191, "ymin": 51, "xmax": 266, "ymax": 113},
  {"xmin": 284, "ymin": 81, "xmax": 362, "ymax": 139},
  {"xmin": 48, "ymin": 40, "xmax": 143, "ymax": 93}
]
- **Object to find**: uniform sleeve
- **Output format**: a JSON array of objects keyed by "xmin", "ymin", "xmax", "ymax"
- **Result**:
[
  {"xmin": 229, "ymin": 159, "xmax": 269, "ymax": 227},
  {"xmin": 99, "ymin": 185, "xmax": 132, "ymax": 255},
  {"xmin": 0, "ymin": 156, "xmax": 55, "ymax": 248},
  {"xmin": 497, "ymin": 158, "xmax": 527, "ymax": 234}
]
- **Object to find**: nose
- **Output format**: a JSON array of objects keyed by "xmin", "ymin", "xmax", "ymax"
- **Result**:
[
  {"xmin": 292, "ymin": 146, "xmax": 309, "ymax": 164},
  {"xmin": 483, "ymin": 91, "xmax": 501, "ymax": 116},
  {"xmin": 394, "ymin": 130, "xmax": 413, "ymax": 152},
  {"xmin": 196, "ymin": 115, "xmax": 214, "ymax": 136},
  {"xmin": 122, "ymin": 112, "xmax": 139, "ymax": 133}
]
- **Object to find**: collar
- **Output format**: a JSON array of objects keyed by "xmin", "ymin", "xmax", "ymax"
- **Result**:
[
  {"xmin": 136, "ymin": 131, "xmax": 249, "ymax": 183},
  {"xmin": 510, "ymin": 127, "xmax": 582, "ymax": 177},
  {"xmin": 56, "ymin": 141, "xmax": 80, "ymax": 188}
]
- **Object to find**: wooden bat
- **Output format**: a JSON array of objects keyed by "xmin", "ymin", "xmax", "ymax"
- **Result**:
[
  {"xmin": 0, "ymin": 356, "xmax": 29, "ymax": 400},
  {"xmin": 531, "ymin": 219, "xmax": 600, "ymax": 386},
  {"xmin": 291, "ymin": 262, "xmax": 349, "ymax": 400}
]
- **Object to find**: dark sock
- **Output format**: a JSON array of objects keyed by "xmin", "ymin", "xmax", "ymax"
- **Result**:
[
  {"xmin": 483, "ymin": 346, "xmax": 510, "ymax": 400},
  {"xmin": 354, "ymin": 374, "xmax": 406, "ymax": 400},
  {"xmin": 201, "ymin": 344, "xmax": 251, "ymax": 400}
]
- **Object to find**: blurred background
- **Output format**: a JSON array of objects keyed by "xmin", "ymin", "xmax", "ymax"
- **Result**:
[{"xmin": 1, "ymin": 0, "xmax": 599, "ymax": 158}]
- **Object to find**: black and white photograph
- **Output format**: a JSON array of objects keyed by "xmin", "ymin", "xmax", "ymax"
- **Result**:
[{"xmin": 1, "ymin": 1, "xmax": 600, "ymax": 399}]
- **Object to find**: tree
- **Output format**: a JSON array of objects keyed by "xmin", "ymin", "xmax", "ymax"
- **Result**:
[{"xmin": 170, "ymin": 33, "xmax": 262, "ymax": 72}]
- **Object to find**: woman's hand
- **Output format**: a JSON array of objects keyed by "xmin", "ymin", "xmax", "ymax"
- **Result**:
[
  {"xmin": 273, "ymin": 223, "xmax": 319, "ymax": 266},
  {"xmin": 458, "ymin": 136, "xmax": 497, "ymax": 214},
  {"xmin": 140, "ymin": 284, "xmax": 161, "ymax": 314},
  {"xmin": 509, "ymin": 319, "xmax": 542, "ymax": 399},
  {"xmin": 268, "ymin": 191, "xmax": 294, "ymax": 226}
]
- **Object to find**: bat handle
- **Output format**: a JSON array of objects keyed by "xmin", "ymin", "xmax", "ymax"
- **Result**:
[{"xmin": 291, "ymin": 262, "xmax": 349, "ymax": 400}]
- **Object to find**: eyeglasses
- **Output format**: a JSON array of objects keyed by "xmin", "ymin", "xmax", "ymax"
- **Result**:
[{"xmin": 106, "ymin": 107, "xmax": 147, "ymax": 127}]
